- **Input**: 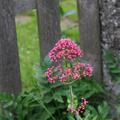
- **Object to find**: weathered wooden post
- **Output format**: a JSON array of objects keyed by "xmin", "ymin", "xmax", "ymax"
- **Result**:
[
  {"xmin": 77, "ymin": 0, "xmax": 102, "ymax": 83},
  {"xmin": 14, "ymin": 0, "xmax": 36, "ymax": 14},
  {"xmin": 0, "ymin": 0, "xmax": 21, "ymax": 95},
  {"xmin": 77, "ymin": 0, "xmax": 120, "ymax": 119},
  {"xmin": 36, "ymin": 0, "xmax": 61, "ymax": 61}
]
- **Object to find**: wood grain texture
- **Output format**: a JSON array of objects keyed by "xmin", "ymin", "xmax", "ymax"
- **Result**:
[
  {"xmin": 0, "ymin": 0, "xmax": 21, "ymax": 95},
  {"xmin": 14, "ymin": 0, "xmax": 36, "ymax": 14},
  {"xmin": 77, "ymin": 0, "xmax": 102, "ymax": 82},
  {"xmin": 37, "ymin": 0, "xmax": 61, "ymax": 61}
]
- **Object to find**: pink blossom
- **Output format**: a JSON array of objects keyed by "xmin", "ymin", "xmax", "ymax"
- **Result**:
[
  {"xmin": 59, "ymin": 74, "xmax": 67, "ymax": 83},
  {"xmin": 44, "ymin": 66, "xmax": 59, "ymax": 83},
  {"xmin": 48, "ymin": 76, "xmax": 58, "ymax": 83},
  {"xmin": 49, "ymin": 38, "xmax": 83, "ymax": 62},
  {"xmin": 64, "ymin": 68, "xmax": 72, "ymax": 76},
  {"xmin": 68, "ymin": 98, "xmax": 88, "ymax": 114},
  {"xmin": 67, "ymin": 107, "xmax": 75, "ymax": 113},
  {"xmin": 73, "ymin": 62, "xmax": 93, "ymax": 78},
  {"xmin": 45, "ymin": 38, "xmax": 93, "ymax": 84},
  {"xmin": 85, "ymin": 64, "xmax": 93, "ymax": 77},
  {"xmin": 44, "ymin": 66, "xmax": 54, "ymax": 77},
  {"xmin": 72, "ymin": 73, "xmax": 80, "ymax": 80},
  {"xmin": 73, "ymin": 63, "xmax": 81, "ymax": 71},
  {"xmin": 77, "ymin": 98, "xmax": 88, "ymax": 113}
]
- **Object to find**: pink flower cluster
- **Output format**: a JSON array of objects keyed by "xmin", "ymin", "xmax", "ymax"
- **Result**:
[
  {"xmin": 49, "ymin": 38, "xmax": 83, "ymax": 62},
  {"xmin": 44, "ymin": 66, "xmax": 58, "ymax": 83},
  {"xmin": 44, "ymin": 62, "xmax": 93, "ymax": 84},
  {"xmin": 68, "ymin": 98, "xmax": 88, "ymax": 114},
  {"xmin": 73, "ymin": 62, "xmax": 93, "ymax": 78},
  {"xmin": 44, "ymin": 38, "xmax": 93, "ymax": 84},
  {"xmin": 44, "ymin": 38, "xmax": 91, "ymax": 115}
]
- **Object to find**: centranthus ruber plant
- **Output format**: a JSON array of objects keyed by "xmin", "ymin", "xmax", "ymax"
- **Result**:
[{"xmin": 44, "ymin": 38, "xmax": 93, "ymax": 118}]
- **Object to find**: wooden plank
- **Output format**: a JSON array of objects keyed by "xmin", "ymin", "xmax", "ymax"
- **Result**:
[
  {"xmin": 77, "ymin": 0, "xmax": 102, "ymax": 82},
  {"xmin": 14, "ymin": 0, "xmax": 36, "ymax": 14},
  {"xmin": 0, "ymin": 0, "xmax": 21, "ymax": 95},
  {"xmin": 37, "ymin": 0, "xmax": 61, "ymax": 61}
]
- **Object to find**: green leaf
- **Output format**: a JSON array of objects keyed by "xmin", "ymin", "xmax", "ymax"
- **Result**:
[
  {"xmin": 39, "ymin": 110, "xmax": 53, "ymax": 120},
  {"xmin": 84, "ymin": 113, "xmax": 91, "ymax": 120},
  {"xmin": 98, "ymin": 101, "xmax": 109, "ymax": 119},
  {"xmin": 0, "ymin": 92, "xmax": 13, "ymax": 102},
  {"xmin": 42, "ymin": 56, "xmax": 52, "ymax": 68},
  {"xmin": 43, "ymin": 95, "xmax": 53, "ymax": 103},
  {"xmin": 67, "ymin": 113, "xmax": 75, "ymax": 120},
  {"xmin": 92, "ymin": 116, "xmax": 98, "ymax": 120},
  {"xmin": 111, "ymin": 68, "xmax": 120, "ymax": 74},
  {"xmin": 60, "ymin": 6, "xmax": 64, "ymax": 16},
  {"xmin": 108, "ymin": 63, "xmax": 117, "ymax": 69},
  {"xmin": 53, "ymin": 94, "xmax": 64, "ymax": 103}
]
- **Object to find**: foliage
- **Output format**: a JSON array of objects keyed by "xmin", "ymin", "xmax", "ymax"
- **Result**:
[
  {"xmin": 34, "ymin": 56, "xmax": 109, "ymax": 120},
  {"xmin": 104, "ymin": 51, "xmax": 120, "ymax": 82},
  {"xmin": 0, "ymin": 88, "xmax": 43, "ymax": 120},
  {"xmin": 0, "ymin": 56, "xmax": 110, "ymax": 120},
  {"xmin": 104, "ymin": 51, "xmax": 120, "ymax": 117},
  {"xmin": 16, "ymin": 11, "xmax": 39, "ymax": 90},
  {"xmin": 60, "ymin": 0, "xmax": 79, "ymax": 40},
  {"xmin": 60, "ymin": 0, "xmax": 77, "ymax": 21},
  {"xmin": 76, "ymin": 101, "xmax": 111, "ymax": 120}
]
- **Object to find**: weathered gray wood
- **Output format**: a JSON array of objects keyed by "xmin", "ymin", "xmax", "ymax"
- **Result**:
[
  {"xmin": 77, "ymin": 0, "xmax": 102, "ymax": 82},
  {"xmin": 0, "ymin": 0, "xmax": 21, "ymax": 95},
  {"xmin": 14, "ymin": 0, "xmax": 36, "ymax": 15},
  {"xmin": 37, "ymin": 0, "xmax": 61, "ymax": 61}
]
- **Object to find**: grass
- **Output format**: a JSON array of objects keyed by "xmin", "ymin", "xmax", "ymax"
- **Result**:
[
  {"xmin": 62, "ymin": 26, "xmax": 80, "ymax": 41},
  {"xmin": 16, "ymin": 11, "xmax": 39, "ymax": 90},
  {"xmin": 60, "ymin": 0, "xmax": 78, "ymax": 21},
  {"xmin": 61, "ymin": 0, "xmax": 79, "ymax": 41},
  {"xmin": 16, "ymin": 0, "xmax": 79, "ymax": 90}
]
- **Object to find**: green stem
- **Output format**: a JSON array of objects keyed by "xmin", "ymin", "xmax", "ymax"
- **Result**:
[
  {"xmin": 41, "ymin": 103, "xmax": 56, "ymax": 120},
  {"xmin": 69, "ymin": 85, "xmax": 81, "ymax": 120},
  {"xmin": 38, "ymin": 89, "xmax": 56, "ymax": 120},
  {"xmin": 51, "ymin": 86, "xmax": 62, "ymax": 120},
  {"xmin": 69, "ymin": 85, "xmax": 74, "ymax": 107},
  {"xmin": 63, "ymin": 80, "xmax": 76, "ymax": 85},
  {"xmin": 75, "ymin": 113, "xmax": 81, "ymax": 120},
  {"xmin": 0, "ymin": 104, "xmax": 3, "ymax": 116}
]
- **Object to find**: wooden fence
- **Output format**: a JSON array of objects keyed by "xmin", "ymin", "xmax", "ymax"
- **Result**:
[{"xmin": 0, "ymin": 0, "xmax": 102, "ymax": 95}]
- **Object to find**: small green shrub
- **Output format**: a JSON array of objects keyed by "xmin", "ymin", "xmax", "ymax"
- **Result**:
[{"xmin": 0, "ymin": 53, "xmax": 110, "ymax": 120}]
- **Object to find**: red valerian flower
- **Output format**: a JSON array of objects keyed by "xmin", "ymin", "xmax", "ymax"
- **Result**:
[
  {"xmin": 49, "ymin": 38, "xmax": 83, "ymax": 62},
  {"xmin": 67, "ymin": 98, "xmax": 88, "ymax": 114},
  {"xmin": 44, "ymin": 66, "xmax": 58, "ymax": 83},
  {"xmin": 44, "ymin": 38, "xmax": 91, "ymax": 116},
  {"xmin": 44, "ymin": 38, "xmax": 93, "ymax": 84},
  {"xmin": 77, "ymin": 98, "xmax": 88, "ymax": 113},
  {"xmin": 73, "ymin": 62, "xmax": 93, "ymax": 78}
]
